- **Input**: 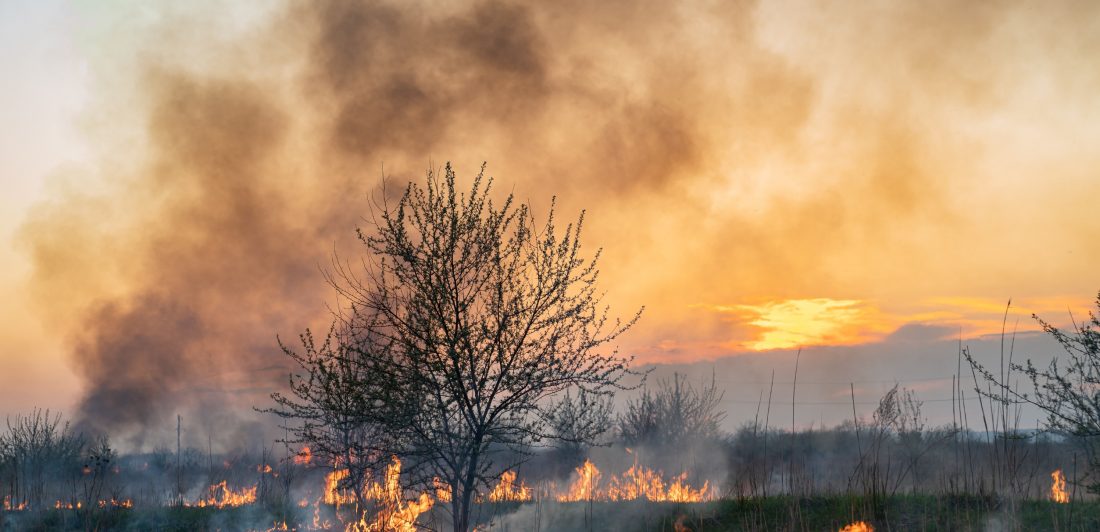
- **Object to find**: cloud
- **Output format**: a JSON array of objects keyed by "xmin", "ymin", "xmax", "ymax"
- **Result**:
[
  {"xmin": 14, "ymin": 0, "xmax": 1100, "ymax": 444},
  {"xmin": 716, "ymin": 299, "xmax": 885, "ymax": 350},
  {"xmin": 638, "ymin": 316, "xmax": 1069, "ymax": 431}
]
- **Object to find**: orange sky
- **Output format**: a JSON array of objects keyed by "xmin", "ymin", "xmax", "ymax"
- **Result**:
[{"xmin": 1, "ymin": 0, "xmax": 1099, "ymax": 436}]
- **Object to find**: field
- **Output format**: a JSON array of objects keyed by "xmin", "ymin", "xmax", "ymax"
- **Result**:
[
  {"xmin": 3, "ymin": 417, "xmax": 1097, "ymax": 531},
  {"xmin": 4, "ymin": 495, "xmax": 1100, "ymax": 531}
]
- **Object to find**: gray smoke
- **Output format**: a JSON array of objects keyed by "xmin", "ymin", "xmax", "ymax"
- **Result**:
[{"xmin": 18, "ymin": 0, "xmax": 1100, "ymax": 448}]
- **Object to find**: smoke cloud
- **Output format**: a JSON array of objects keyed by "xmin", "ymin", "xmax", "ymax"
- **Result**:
[{"xmin": 18, "ymin": 0, "xmax": 1100, "ymax": 446}]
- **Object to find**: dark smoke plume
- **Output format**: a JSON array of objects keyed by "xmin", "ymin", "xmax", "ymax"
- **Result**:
[{"xmin": 19, "ymin": 0, "xmax": 1100, "ymax": 446}]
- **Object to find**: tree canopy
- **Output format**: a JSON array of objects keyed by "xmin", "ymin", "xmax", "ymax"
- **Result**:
[{"xmin": 269, "ymin": 163, "xmax": 641, "ymax": 531}]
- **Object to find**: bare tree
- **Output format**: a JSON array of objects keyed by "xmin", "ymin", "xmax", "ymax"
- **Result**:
[
  {"xmin": 0, "ymin": 409, "xmax": 85, "ymax": 511},
  {"xmin": 274, "ymin": 163, "xmax": 641, "ymax": 532},
  {"xmin": 543, "ymin": 389, "xmax": 614, "ymax": 464},
  {"xmin": 265, "ymin": 322, "xmax": 397, "ymax": 502},
  {"xmin": 617, "ymin": 372, "xmax": 725, "ymax": 448}
]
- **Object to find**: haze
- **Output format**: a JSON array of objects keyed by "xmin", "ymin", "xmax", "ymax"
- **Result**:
[{"xmin": 1, "ymin": 0, "xmax": 1098, "ymax": 447}]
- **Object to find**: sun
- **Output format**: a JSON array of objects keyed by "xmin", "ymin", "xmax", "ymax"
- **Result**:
[{"xmin": 722, "ymin": 298, "xmax": 886, "ymax": 351}]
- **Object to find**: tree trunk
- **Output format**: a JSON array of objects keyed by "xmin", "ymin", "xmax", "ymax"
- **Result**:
[
  {"xmin": 453, "ymin": 475, "xmax": 475, "ymax": 532},
  {"xmin": 452, "ymin": 445, "xmax": 482, "ymax": 532}
]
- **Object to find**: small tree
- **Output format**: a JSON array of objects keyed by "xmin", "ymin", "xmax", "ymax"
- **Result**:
[
  {"xmin": 266, "ymin": 323, "xmax": 397, "ymax": 502},
  {"xmin": 273, "ymin": 163, "xmax": 640, "ymax": 531},
  {"xmin": 617, "ymin": 372, "xmax": 725, "ymax": 448},
  {"xmin": 0, "ymin": 409, "xmax": 85, "ymax": 511},
  {"xmin": 79, "ymin": 437, "xmax": 117, "ymax": 530},
  {"xmin": 543, "ymin": 389, "xmax": 614, "ymax": 465}
]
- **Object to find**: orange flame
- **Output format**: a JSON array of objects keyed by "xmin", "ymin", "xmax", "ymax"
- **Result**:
[
  {"xmin": 314, "ymin": 456, "xmax": 436, "ymax": 531},
  {"xmin": 557, "ymin": 458, "xmax": 713, "ymax": 502},
  {"xmin": 433, "ymin": 477, "xmax": 453, "ymax": 503},
  {"xmin": 345, "ymin": 457, "xmax": 434, "ymax": 532},
  {"xmin": 486, "ymin": 470, "xmax": 532, "ymax": 502},
  {"xmin": 324, "ymin": 468, "xmax": 357, "ymax": 507},
  {"xmin": 3, "ymin": 496, "xmax": 27, "ymax": 511},
  {"xmin": 190, "ymin": 480, "xmax": 258, "ymax": 508},
  {"xmin": 312, "ymin": 501, "xmax": 330, "ymax": 530},
  {"xmin": 673, "ymin": 515, "xmax": 691, "ymax": 532},
  {"xmin": 99, "ymin": 498, "xmax": 133, "ymax": 509},
  {"xmin": 346, "ymin": 492, "xmax": 433, "ymax": 532},
  {"xmin": 55, "ymin": 499, "xmax": 132, "ymax": 509},
  {"xmin": 840, "ymin": 522, "xmax": 873, "ymax": 532},
  {"xmin": 607, "ymin": 465, "xmax": 710, "ymax": 502},
  {"xmin": 557, "ymin": 460, "xmax": 602, "ymax": 502},
  {"xmin": 294, "ymin": 446, "xmax": 313, "ymax": 465},
  {"xmin": 1051, "ymin": 469, "xmax": 1069, "ymax": 503}
]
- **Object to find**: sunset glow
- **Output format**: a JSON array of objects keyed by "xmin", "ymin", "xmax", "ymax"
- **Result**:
[
  {"xmin": 1, "ymin": 2, "xmax": 1097, "ymax": 531},
  {"xmin": 1, "ymin": 0, "xmax": 1098, "ymax": 435},
  {"xmin": 719, "ymin": 299, "xmax": 884, "ymax": 351}
]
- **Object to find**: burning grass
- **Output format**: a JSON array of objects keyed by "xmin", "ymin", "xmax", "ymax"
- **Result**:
[
  {"xmin": 2, "ymin": 496, "xmax": 26, "ymax": 511},
  {"xmin": 4, "ymin": 432, "xmax": 1099, "ymax": 531},
  {"xmin": 6, "ymin": 482, "xmax": 1100, "ymax": 531},
  {"xmin": 3, "ymin": 412, "xmax": 1100, "ymax": 531},
  {"xmin": 312, "ymin": 456, "xmax": 435, "ymax": 531},
  {"xmin": 556, "ymin": 458, "xmax": 714, "ymax": 503},
  {"xmin": 294, "ymin": 447, "xmax": 313, "ymax": 466},
  {"xmin": 188, "ymin": 480, "xmax": 259, "ymax": 508},
  {"xmin": 1051, "ymin": 469, "xmax": 1070, "ymax": 503},
  {"xmin": 485, "ymin": 470, "xmax": 531, "ymax": 503},
  {"xmin": 839, "ymin": 521, "xmax": 873, "ymax": 532}
]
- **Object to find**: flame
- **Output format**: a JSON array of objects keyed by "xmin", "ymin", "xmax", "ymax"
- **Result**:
[
  {"xmin": 557, "ymin": 460, "xmax": 602, "ymax": 502},
  {"xmin": 314, "ymin": 457, "xmax": 435, "ymax": 531},
  {"xmin": 673, "ymin": 515, "xmax": 690, "ymax": 532},
  {"xmin": 3, "ymin": 496, "xmax": 27, "ymax": 511},
  {"xmin": 324, "ymin": 468, "xmax": 357, "ymax": 506},
  {"xmin": 100, "ymin": 498, "xmax": 133, "ymax": 509},
  {"xmin": 55, "ymin": 499, "xmax": 131, "ymax": 510},
  {"xmin": 258, "ymin": 464, "xmax": 274, "ymax": 473},
  {"xmin": 840, "ymin": 522, "xmax": 873, "ymax": 532},
  {"xmin": 54, "ymin": 499, "xmax": 130, "ymax": 510},
  {"xmin": 433, "ymin": 477, "xmax": 452, "ymax": 503},
  {"xmin": 346, "ymin": 493, "xmax": 433, "ymax": 532},
  {"xmin": 294, "ymin": 446, "xmax": 313, "ymax": 465},
  {"xmin": 189, "ymin": 480, "xmax": 258, "ymax": 508},
  {"xmin": 345, "ymin": 457, "xmax": 434, "ymax": 532},
  {"xmin": 1051, "ymin": 469, "xmax": 1069, "ymax": 503},
  {"xmin": 606, "ymin": 463, "xmax": 665, "ymax": 501},
  {"xmin": 376, "ymin": 459, "xmax": 404, "ymax": 502},
  {"xmin": 607, "ymin": 465, "xmax": 711, "ymax": 502},
  {"xmin": 670, "ymin": 474, "xmax": 712, "ymax": 503},
  {"xmin": 486, "ymin": 470, "xmax": 532, "ymax": 502},
  {"xmin": 556, "ymin": 458, "xmax": 712, "ymax": 502},
  {"xmin": 266, "ymin": 521, "xmax": 291, "ymax": 531},
  {"xmin": 312, "ymin": 501, "xmax": 330, "ymax": 530}
]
